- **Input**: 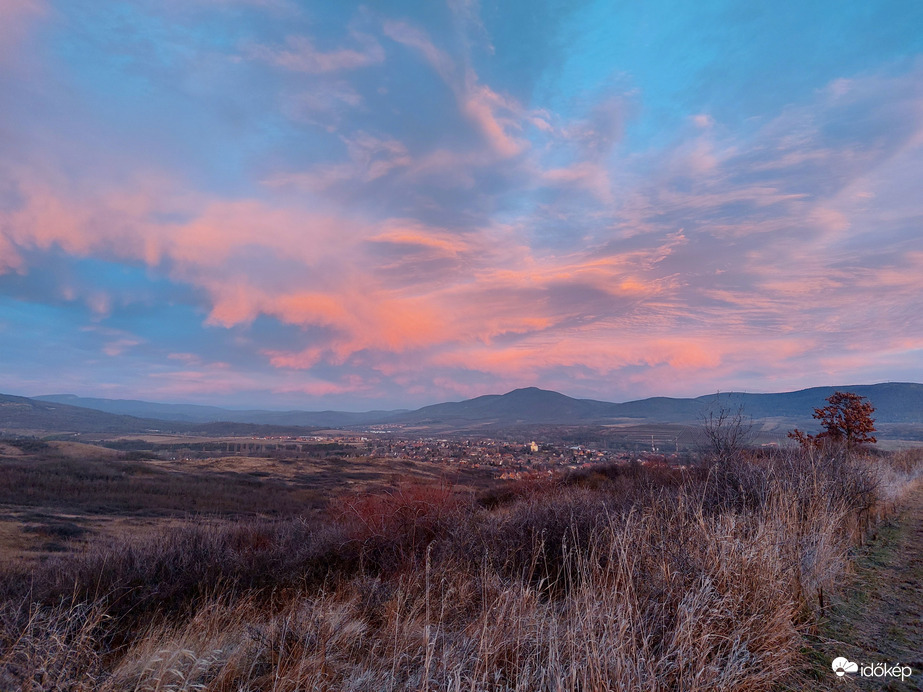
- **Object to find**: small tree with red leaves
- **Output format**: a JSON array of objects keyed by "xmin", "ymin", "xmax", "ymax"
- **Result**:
[{"xmin": 789, "ymin": 391, "xmax": 877, "ymax": 451}]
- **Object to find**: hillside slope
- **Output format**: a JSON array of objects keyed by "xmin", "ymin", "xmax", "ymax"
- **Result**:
[{"xmin": 23, "ymin": 382, "xmax": 923, "ymax": 432}]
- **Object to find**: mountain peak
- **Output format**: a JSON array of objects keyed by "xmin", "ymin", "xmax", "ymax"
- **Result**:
[{"xmin": 504, "ymin": 387, "xmax": 563, "ymax": 397}]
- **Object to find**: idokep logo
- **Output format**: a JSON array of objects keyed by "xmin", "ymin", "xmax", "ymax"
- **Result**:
[
  {"xmin": 831, "ymin": 656, "xmax": 913, "ymax": 682},
  {"xmin": 831, "ymin": 657, "xmax": 858, "ymax": 677}
]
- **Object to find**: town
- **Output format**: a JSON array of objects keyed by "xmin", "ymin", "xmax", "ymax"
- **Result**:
[{"xmin": 93, "ymin": 428, "xmax": 698, "ymax": 480}]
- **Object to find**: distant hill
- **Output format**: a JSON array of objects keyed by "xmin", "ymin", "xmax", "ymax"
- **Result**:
[
  {"xmin": 1, "ymin": 393, "xmax": 173, "ymax": 434},
  {"xmin": 1, "ymin": 393, "xmax": 321, "ymax": 436},
  {"xmin": 692, "ymin": 383, "xmax": 923, "ymax": 423},
  {"xmin": 20, "ymin": 382, "xmax": 923, "ymax": 435},
  {"xmin": 385, "ymin": 383, "xmax": 923, "ymax": 428},
  {"xmin": 33, "ymin": 394, "xmax": 245, "ymax": 423},
  {"xmin": 387, "ymin": 387, "xmax": 618, "ymax": 425},
  {"xmin": 35, "ymin": 394, "xmax": 403, "ymax": 428}
]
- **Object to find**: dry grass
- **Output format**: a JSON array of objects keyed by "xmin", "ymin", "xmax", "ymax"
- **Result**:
[
  {"xmin": 812, "ymin": 481, "xmax": 923, "ymax": 692},
  {"xmin": 2, "ymin": 448, "xmax": 921, "ymax": 691},
  {"xmin": 0, "ymin": 447, "xmax": 495, "ymax": 565}
]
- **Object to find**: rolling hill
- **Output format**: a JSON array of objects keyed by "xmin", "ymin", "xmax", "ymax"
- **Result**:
[
  {"xmin": 1, "ymin": 393, "xmax": 172, "ymax": 434},
  {"xmin": 1, "ymin": 394, "xmax": 321, "ymax": 437},
  {"xmin": 384, "ymin": 383, "xmax": 923, "ymax": 428},
  {"xmin": 25, "ymin": 382, "xmax": 923, "ymax": 434},
  {"xmin": 33, "ymin": 394, "xmax": 402, "ymax": 428}
]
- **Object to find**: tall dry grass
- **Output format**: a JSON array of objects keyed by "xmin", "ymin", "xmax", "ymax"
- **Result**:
[{"xmin": 2, "ymin": 447, "xmax": 921, "ymax": 691}]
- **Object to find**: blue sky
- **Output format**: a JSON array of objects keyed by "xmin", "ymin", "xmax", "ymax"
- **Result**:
[{"xmin": 0, "ymin": 0, "xmax": 921, "ymax": 408}]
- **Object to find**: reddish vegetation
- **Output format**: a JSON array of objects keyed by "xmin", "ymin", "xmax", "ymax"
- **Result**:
[{"xmin": 790, "ymin": 391, "xmax": 877, "ymax": 450}]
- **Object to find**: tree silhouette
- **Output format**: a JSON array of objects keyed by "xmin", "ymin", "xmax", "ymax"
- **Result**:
[
  {"xmin": 789, "ymin": 391, "xmax": 876, "ymax": 450},
  {"xmin": 699, "ymin": 395, "xmax": 753, "ymax": 461}
]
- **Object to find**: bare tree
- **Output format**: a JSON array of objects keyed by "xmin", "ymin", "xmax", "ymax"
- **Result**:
[{"xmin": 699, "ymin": 394, "xmax": 754, "ymax": 462}]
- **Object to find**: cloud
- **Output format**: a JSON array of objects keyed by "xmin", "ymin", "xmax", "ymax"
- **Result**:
[
  {"xmin": 244, "ymin": 32, "xmax": 384, "ymax": 73},
  {"xmin": 0, "ymin": 234, "xmax": 24, "ymax": 273},
  {"xmin": 2, "ymin": 4, "xmax": 922, "ymax": 407},
  {"xmin": 692, "ymin": 113, "xmax": 714, "ymax": 129},
  {"xmin": 382, "ymin": 20, "xmax": 456, "ymax": 82},
  {"xmin": 461, "ymin": 79, "xmax": 525, "ymax": 157},
  {"xmin": 94, "ymin": 329, "xmax": 144, "ymax": 357},
  {"xmin": 562, "ymin": 95, "xmax": 631, "ymax": 158},
  {"xmin": 384, "ymin": 19, "xmax": 526, "ymax": 158},
  {"xmin": 540, "ymin": 162, "xmax": 613, "ymax": 203},
  {"xmin": 0, "ymin": 0, "xmax": 46, "ymax": 64},
  {"xmin": 280, "ymin": 82, "xmax": 363, "ymax": 129}
]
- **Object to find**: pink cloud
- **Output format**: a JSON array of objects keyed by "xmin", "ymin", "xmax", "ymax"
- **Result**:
[
  {"xmin": 541, "ymin": 162, "xmax": 612, "ymax": 202},
  {"xmin": 402, "ymin": 148, "xmax": 492, "ymax": 188},
  {"xmin": 432, "ymin": 336, "xmax": 725, "ymax": 378},
  {"xmin": 4, "ymin": 81, "xmax": 919, "ymax": 397},
  {"xmin": 368, "ymin": 223, "xmax": 472, "ymax": 256},
  {"xmin": 81, "ymin": 326, "xmax": 145, "ymax": 357},
  {"xmin": 0, "ymin": 0, "xmax": 46, "ymax": 63},
  {"xmin": 263, "ymin": 346, "xmax": 325, "ymax": 370},
  {"xmin": 530, "ymin": 115, "xmax": 554, "ymax": 133},
  {"xmin": 2, "ymin": 61, "xmax": 922, "ymax": 403},
  {"xmin": 281, "ymin": 82, "xmax": 363, "ymax": 130},
  {"xmin": 385, "ymin": 20, "xmax": 525, "ymax": 158},
  {"xmin": 167, "ymin": 352, "xmax": 203, "ymax": 364},
  {"xmin": 692, "ymin": 113, "xmax": 714, "ymax": 129},
  {"xmin": 382, "ymin": 20, "xmax": 455, "ymax": 82},
  {"xmin": 102, "ymin": 337, "xmax": 142, "ymax": 357},
  {"xmin": 265, "ymin": 132, "xmax": 412, "ymax": 191},
  {"xmin": 272, "ymin": 377, "xmax": 371, "ymax": 398},
  {"xmin": 244, "ymin": 33, "xmax": 384, "ymax": 73},
  {"xmin": 461, "ymin": 81, "xmax": 525, "ymax": 157}
]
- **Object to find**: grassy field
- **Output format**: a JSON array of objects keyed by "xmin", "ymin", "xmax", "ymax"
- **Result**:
[
  {"xmin": 0, "ymin": 441, "xmax": 920, "ymax": 690},
  {"xmin": 0, "ymin": 439, "xmax": 494, "ymax": 565}
]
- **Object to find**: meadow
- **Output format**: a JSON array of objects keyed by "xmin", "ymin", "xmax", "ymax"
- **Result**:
[{"xmin": 1, "ymin": 440, "xmax": 921, "ymax": 691}]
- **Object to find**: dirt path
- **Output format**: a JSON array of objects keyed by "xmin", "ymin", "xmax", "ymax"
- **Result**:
[{"xmin": 814, "ymin": 482, "xmax": 923, "ymax": 691}]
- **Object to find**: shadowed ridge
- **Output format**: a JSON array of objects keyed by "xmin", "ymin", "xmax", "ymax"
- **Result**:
[
  {"xmin": 388, "ymin": 386, "xmax": 620, "ymax": 425},
  {"xmin": 17, "ymin": 382, "xmax": 923, "ymax": 431}
]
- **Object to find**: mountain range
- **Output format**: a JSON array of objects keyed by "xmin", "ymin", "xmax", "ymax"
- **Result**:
[{"xmin": 1, "ymin": 382, "xmax": 916, "ymax": 435}]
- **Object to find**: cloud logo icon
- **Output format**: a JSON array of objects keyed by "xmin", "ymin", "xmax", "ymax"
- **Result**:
[{"xmin": 832, "ymin": 657, "xmax": 858, "ymax": 676}]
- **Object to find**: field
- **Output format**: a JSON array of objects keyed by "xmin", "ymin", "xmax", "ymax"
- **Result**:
[
  {"xmin": 0, "ymin": 438, "xmax": 495, "ymax": 565},
  {"xmin": 1, "ymin": 436, "xmax": 921, "ymax": 690}
]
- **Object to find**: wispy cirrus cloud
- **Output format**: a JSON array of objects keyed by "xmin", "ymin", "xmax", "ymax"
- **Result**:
[
  {"xmin": 1, "ymin": 1, "xmax": 921, "ymax": 407},
  {"xmin": 243, "ymin": 31, "xmax": 384, "ymax": 73},
  {"xmin": 384, "ymin": 19, "xmax": 527, "ymax": 159}
]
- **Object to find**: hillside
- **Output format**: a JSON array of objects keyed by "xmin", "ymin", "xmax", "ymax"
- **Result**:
[
  {"xmin": 386, "ymin": 387, "xmax": 619, "ymax": 425},
  {"xmin": 388, "ymin": 383, "xmax": 923, "ymax": 428},
  {"xmin": 21, "ymin": 382, "xmax": 923, "ymax": 434},
  {"xmin": 692, "ymin": 383, "xmax": 923, "ymax": 423},
  {"xmin": 0, "ymin": 393, "xmax": 171, "ymax": 434},
  {"xmin": 34, "ymin": 394, "xmax": 401, "ymax": 428},
  {"xmin": 0, "ymin": 394, "xmax": 319, "ymax": 437}
]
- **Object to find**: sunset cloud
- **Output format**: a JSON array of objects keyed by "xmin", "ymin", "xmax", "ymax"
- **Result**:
[
  {"xmin": 0, "ymin": 1, "xmax": 921, "ymax": 408},
  {"xmin": 243, "ymin": 32, "xmax": 384, "ymax": 74}
]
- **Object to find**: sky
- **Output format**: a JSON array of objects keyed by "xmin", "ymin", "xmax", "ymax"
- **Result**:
[{"xmin": 0, "ymin": 0, "xmax": 921, "ymax": 410}]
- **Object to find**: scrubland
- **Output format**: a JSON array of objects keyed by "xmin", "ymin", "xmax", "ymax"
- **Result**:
[{"xmin": 1, "ymin": 447, "xmax": 921, "ymax": 691}]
